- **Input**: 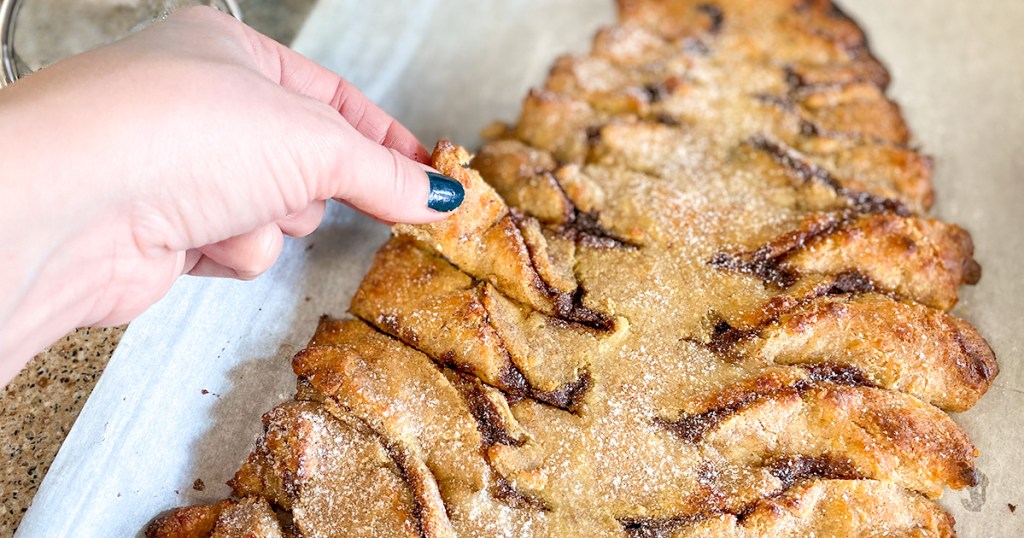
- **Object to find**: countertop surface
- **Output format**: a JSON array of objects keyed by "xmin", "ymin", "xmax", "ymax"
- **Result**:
[
  {"xmin": 0, "ymin": 1, "xmax": 315, "ymax": 534},
  {"xmin": 1, "ymin": 328, "xmax": 124, "ymax": 535}
]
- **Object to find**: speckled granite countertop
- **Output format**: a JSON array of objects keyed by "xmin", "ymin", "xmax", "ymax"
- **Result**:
[{"xmin": 0, "ymin": 1, "xmax": 315, "ymax": 534}]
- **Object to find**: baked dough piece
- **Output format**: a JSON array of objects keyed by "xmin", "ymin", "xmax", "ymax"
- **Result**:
[
  {"xmin": 146, "ymin": 497, "xmax": 284, "ymax": 538},
  {"xmin": 654, "ymin": 480, "xmax": 956, "ymax": 537},
  {"xmin": 230, "ymin": 400, "xmax": 423, "ymax": 537},
  {"xmin": 150, "ymin": 0, "xmax": 996, "ymax": 536}
]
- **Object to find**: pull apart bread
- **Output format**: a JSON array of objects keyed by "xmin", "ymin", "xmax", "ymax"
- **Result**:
[{"xmin": 149, "ymin": 1, "xmax": 997, "ymax": 536}]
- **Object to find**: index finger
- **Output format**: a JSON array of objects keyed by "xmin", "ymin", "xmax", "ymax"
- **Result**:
[{"xmin": 240, "ymin": 21, "xmax": 430, "ymax": 164}]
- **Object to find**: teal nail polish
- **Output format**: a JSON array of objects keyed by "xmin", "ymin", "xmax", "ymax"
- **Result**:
[{"xmin": 426, "ymin": 172, "xmax": 465, "ymax": 213}]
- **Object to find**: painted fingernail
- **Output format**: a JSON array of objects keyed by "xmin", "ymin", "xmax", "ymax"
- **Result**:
[{"xmin": 426, "ymin": 172, "xmax": 465, "ymax": 213}]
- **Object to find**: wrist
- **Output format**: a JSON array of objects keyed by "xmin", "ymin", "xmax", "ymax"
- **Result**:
[{"xmin": 0, "ymin": 90, "xmax": 124, "ymax": 384}]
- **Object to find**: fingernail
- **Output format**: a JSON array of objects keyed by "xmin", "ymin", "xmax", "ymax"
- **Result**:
[{"xmin": 426, "ymin": 172, "xmax": 465, "ymax": 213}]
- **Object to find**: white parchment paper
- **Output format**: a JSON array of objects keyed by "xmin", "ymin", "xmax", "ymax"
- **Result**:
[{"xmin": 16, "ymin": 1, "xmax": 1024, "ymax": 536}]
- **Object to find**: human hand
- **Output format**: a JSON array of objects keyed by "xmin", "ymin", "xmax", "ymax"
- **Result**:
[{"xmin": 0, "ymin": 7, "xmax": 464, "ymax": 384}]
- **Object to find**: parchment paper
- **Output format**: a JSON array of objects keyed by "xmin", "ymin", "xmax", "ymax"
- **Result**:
[{"xmin": 15, "ymin": 1, "xmax": 1024, "ymax": 536}]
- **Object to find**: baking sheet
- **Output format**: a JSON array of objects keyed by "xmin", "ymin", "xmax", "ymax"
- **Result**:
[{"xmin": 15, "ymin": 1, "xmax": 1024, "ymax": 536}]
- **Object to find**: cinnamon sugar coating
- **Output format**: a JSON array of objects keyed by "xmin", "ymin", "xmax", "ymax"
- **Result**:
[{"xmin": 149, "ymin": 1, "xmax": 995, "ymax": 536}]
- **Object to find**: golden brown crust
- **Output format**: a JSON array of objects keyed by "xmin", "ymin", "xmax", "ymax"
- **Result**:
[
  {"xmin": 710, "ymin": 211, "xmax": 980, "ymax": 311},
  {"xmin": 230, "ymin": 400, "xmax": 423, "ymax": 537},
  {"xmin": 292, "ymin": 319, "xmax": 618, "ymax": 536},
  {"xmin": 395, "ymin": 142, "xmax": 557, "ymax": 312},
  {"xmin": 146, "ymin": 498, "xmax": 284, "ymax": 538},
  {"xmin": 394, "ymin": 141, "xmax": 614, "ymax": 329},
  {"xmin": 662, "ymin": 367, "xmax": 978, "ymax": 498},
  {"xmin": 351, "ymin": 234, "xmax": 627, "ymax": 400},
  {"xmin": 471, "ymin": 139, "xmax": 571, "ymax": 225},
  {"xmin": 657, "ymin": 480, "xmax": 956, "ymax": 537},
  {"xmin": 209, "ymin": 498, "xmax": 284, "ymax": 538},
  {"xmin": 729, "ymin": 293, "xmax": 996, "ymax": 411},
  {"xmin": 155, "ymin": 1, "xmax": 996, "ymax": 535},
  {"xmin": 781, "ymin": 214, "xmax": 979, "ymax": 310},
  {"xmin": 147, "ymin": 501, "xmax": 234, "ymax": 538}
]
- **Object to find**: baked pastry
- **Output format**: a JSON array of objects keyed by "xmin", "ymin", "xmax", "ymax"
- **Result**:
[{"xmin": 147, "ymin": 1, "xmax": 996, "ymax": 536}]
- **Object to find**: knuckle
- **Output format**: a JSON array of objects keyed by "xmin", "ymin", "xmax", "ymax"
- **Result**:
[
  {"xmin": 382, "ymin": 120, "xmax": 403, "ymax": 147},
  {"xmin": 390, "ymin": 150, "xmax": 415, "ymax": 201},
  {"xmin": 238, "ymin": 230, "xmax": 281, "ymax": 279}
]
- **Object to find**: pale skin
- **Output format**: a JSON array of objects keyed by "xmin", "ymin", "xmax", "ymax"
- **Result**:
[{"xmin": 0, "ymin": 7, "xmax": 461, "ymax": 386}]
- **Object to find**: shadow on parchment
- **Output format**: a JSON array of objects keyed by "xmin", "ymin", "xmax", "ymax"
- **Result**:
[{"xmin": 140, "ymin": 207, "xmax": 388, "ymax": 535}]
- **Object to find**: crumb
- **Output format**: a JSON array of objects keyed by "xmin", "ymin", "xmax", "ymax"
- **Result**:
[
  {"xmin": 201, "ymin": 389, "xmax": 209, "ymax": 395},
  {"xmin": 1010, "ymin": 503, "xmax": 1017, "ymax": 513},
  {"xmin": 193, "ymin": 478, "xmax": 205, "ymax": 492},
  {"xmin": 305, "ymin": 243, "xmax": 315, "ymax": 252},
  {"xmin": 305, "ymin": 296, "xmax": 312, "ymax": 302}
]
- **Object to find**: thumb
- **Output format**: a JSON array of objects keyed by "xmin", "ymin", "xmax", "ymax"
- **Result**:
[{"xmin": 329, "ymin": 130, "xmax": 464, "ymax": 224}]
